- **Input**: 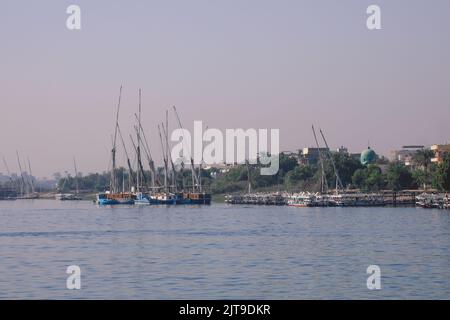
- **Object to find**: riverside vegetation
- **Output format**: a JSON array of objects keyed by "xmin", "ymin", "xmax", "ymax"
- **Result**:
[{"xmin": 52, "ymin": 150, "xmax": 450, "ymax": 197}]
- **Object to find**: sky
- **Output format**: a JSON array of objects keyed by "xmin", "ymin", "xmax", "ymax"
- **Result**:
[{"xmin": 1, "ymin": 0, "xmax": 450, "ymax": 178}]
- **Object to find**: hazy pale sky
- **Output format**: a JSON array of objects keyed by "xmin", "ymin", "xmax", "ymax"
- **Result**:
[{"xmin": 1, "ymin": 0, "xmax": 450, "ymax": 178}]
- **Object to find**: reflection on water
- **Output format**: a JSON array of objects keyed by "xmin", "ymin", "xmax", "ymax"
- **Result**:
[{"xmin": 0, "ymin": 200, "xmax": 449, "ymax": 299}]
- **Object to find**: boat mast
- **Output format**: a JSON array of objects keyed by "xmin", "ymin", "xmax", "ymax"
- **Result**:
[
  {"xmin": 173, "ymin": 106, "xmax": 199, "ymax": 192},
  {"xmin": 130, "ymin": 132, "xmax": 148, "ymax": 188},
  {"xmin": 135, "ymin": 114, "xmax": 156, "ymax": 189},
  {"xmin": 117, "ymin": 125, "xmax": 135, "ymax": 188},
  {"xmin": 73, "ymin": 156, "xmax": 79, "ymax": 195},
  {"xmin": 16, "ymin": 151, "xmax": 27, "ymax": 196},
  {"xmin": 158, "ymin": 124, "xmax": 168, "ymax": 193},
  {"xmin": 198, "ymin": 125, "xmax": 208, "ymax": 193},
  {"xmin": 26, "ymin": 157, "xmax": 35, "ymax": 194},
  {"xmin": 161, "ymin": 122, "xmax": 177, "ymax": 192},
  {"xmin": 319, "ymin": 129, "xmax": 343, "ymax": 194},
  {"xmin": 111, "ymin": 85, "xmax": 122, "ymax": 194},
  {"xmin": 2, "ymin": 157, "xmax": 14, "ymax": 185},
  {"xmin": 136, "ymin": 89, "xmax": 142, "ymax": 193},
  {"xmin": 246, "ymin": 159, "xmax": 252, "ymax": 194},
  {"xmin": 312, "ymin": 125, "xmax": 328, "ymax": 194}
]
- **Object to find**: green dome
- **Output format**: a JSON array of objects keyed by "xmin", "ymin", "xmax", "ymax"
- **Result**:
[{"xmin": 360, "ymin": 147, "xmax": 376, "ymax": 165}]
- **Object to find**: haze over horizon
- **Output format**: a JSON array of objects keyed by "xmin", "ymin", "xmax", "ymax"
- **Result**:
[{"xmin": 1, "ymin": 0, "xmax": 450, "ymax": 178}]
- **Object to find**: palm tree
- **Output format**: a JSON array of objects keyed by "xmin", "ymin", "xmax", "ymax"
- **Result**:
[{"xmin": 413, "ymin": 149, "xmax": 435, "ymax": 190}]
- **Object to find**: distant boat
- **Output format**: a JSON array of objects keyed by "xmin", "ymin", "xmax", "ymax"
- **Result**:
[
  {"xmin": 15, "ymin": 151, "xmax": 39, "ymax": 200},
  {"xmin": 0, "ymin": 188, "xmax": 17, "ymax": 201},
  {"xmin": 56, "ymin": 157, "xmax": 82, "ymax": 201},
  {"xmin": 287, "ymin": 192, "xmax": 317, "ymax": 207},
  {"xmin": 55, "ymin": 193, "xmax": 82, "ymax": 201}
]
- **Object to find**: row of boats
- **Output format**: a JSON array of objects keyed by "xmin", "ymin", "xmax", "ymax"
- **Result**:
[
  {"xmin": 225, "ymin": 191, "xmax": 450, "ymax": 209},
  {"xmin": 96, "ymin": 190, "xmax": 211, "ymax": 205},
  {"xmin": 415, "ymin": 193, "xmax": 450, "ymax": 209},
  {"xmin": 225, "ymin": 192, "xmax": 386, "ymax": 207},
  {"xmin": 287, "ymin": 192, "xmax": 388, "ymax": 207},
  {"xmin": 94, "ymin": 87, "xmax": 211, "ymax": 206}
]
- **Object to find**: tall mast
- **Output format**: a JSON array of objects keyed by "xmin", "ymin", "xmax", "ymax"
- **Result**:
[
  {"xmin": 312, "ymin": 125, "xmax": 327, "ymax": 194},
  {"xmin": 246, "ymin": 159, "xmax": 251, "ymax": 194},
  {"xmin": 111, "ymin": 85, "xmax": 122, "ymax": 193},
  {"xmin": 158, "ymin": 124, "xmax": 168, "ymax": 192},
  {"xmin": 135, "ymin": 114, "xmax": 156, "ymax": 189},
  {"xmin": 73, "ymin": 156, "xmax": 79, "ymax": 195},
  {"xmin": 2, "ymin": 157, "xmax": 14, "ymax": 184},
  {"xmin": 16, "ymin": 151, "xmax": 26, "ymax": 196},
  {"xmin": 130, "ymin": 132, "xmax": 148, "ymax": 188},
  {"xmin": 198, "ymin": 125, "xmax": 208, "ymax": 192},
  {"xmin": 161, "ymin": 122, "xmax": 177, "ymax": 192},
  {"xmin": 319, "ymin": 129, "xmax": 343, "ymax": 194},
  {"xmin": 136, "ymin": 89, "xmax": 142, "ymax": 192},
  {"xmin": 27, "ymin": 157, "xmax": 35, "ymax": 194},
  {"xmin": 173, "ymin": 106, "xmax": 199, "ymax": 192},
  {"xmin": 165, "ymin": 111, "xmax": 169, "ymax": 191},
  {"xmin": 117, "ymin": 124, "xmax": 135, "ymax": 187}
]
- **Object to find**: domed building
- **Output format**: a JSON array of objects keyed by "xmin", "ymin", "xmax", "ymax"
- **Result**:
[{"xmin": 360, "ymin": 147, "xmax": 377, "ymax": 165}]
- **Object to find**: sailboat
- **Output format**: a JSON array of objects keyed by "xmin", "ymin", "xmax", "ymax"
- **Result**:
[
  {"xmin": 96, "ymin": 86, "xmax": 135, "ymax": 205},
  {"xmin": 131, "ymin": 89, "xmax": 159, "ymax": 204},
  {"xmin": 148, "ymin": 111, "xmax": 181, "ymax": 205},
  {"xmin": 15, "ymin": 152, "xmax": 39, "ymax": 199},
  {"xmin": 172, "ymin": 106, "xmax": 211, "ymax": 205},
  {"xmin": 56, "ymin": 157, "xmax": 82, "ymax": 200}
]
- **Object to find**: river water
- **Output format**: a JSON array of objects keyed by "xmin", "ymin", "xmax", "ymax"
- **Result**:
[{"xmin": 0, "ymin": 200, "xmax": 449, "ymax": 299}]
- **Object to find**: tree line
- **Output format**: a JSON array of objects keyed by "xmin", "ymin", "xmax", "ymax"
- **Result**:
[{"xmin": 53, "ymin": 150, "xmax": 450, "ymax": 194}]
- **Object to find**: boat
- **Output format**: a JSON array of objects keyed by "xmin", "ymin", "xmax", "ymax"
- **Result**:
[
  {"xmin": 56, "ymin": 193, "xmax": 82, "ymax": 201},
  {"xmin": 0, "ymin": 188, "xmax": 17, "ymax": 200},
  {"xmin": 172, "ymin": 106, "xmax": 212, "ymax": 205},
  {"xmin": 134, "ymin": 191, "xmax": 162, "ymax": 204},
  {"xmin": 96, "ymin": 191, "xmax": 135, "ymax": 205},
  {"xmin": 56, "ymin": 157, "xmax": 82, "ymax": 201},
  {"xmin": 415, "ymin": 193, "xmax": 443, "ymax": 209},
  {"xmin": 182, "ymin": 192, "xmax": 212, "ymax": 205},
  {"xmin": 287, "ymin": 192, "xmax": 317, "ymax": 207},
  {"xmin": 150, "ymin": 192, "xmax": 180, "ymax": 205},
  {"xmin": 96, "ymin": 86, "xmax": 136, "ymax": 206}
]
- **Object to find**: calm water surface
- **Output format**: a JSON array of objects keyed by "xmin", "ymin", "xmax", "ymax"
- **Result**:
[{"xmin": 0, "ymin": 200, "xmax": 449, "ymax": 299}]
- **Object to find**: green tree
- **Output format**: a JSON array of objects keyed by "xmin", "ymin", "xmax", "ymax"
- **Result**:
[
  {"xmin": 284, "ymin": 165, "xmax": 315, "ymax": 189},
  {"xmin": 433, "ymin": 154, "xmax": 450, "ymax": 191},
  {"xmin": 351, "ymin": 165, "xmax": 385, "ymax": 191},
  {"xmin": 333, "ymin": 153, "xmax": 364, "ymax": 187},
  {"xmin": 413, "ymin": 149, "xmax": 434, "ymax": 190},
  {"xmin": 386, "ymin": 163, "xmax": 414, "ymax": 191},
  {"xmin": 365, "ymin": 165, "xmax": 385, "ymax": 191}
]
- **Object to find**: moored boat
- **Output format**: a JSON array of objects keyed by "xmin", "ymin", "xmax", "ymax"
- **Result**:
[
  {"xmin": 96, "ymin": 192, "xmax": 135, "ymax": 205},
  {"xmin": 287, "ymin": 192, "xmax": 316, "ymax": 207},
  {"xmin": 56, "ymin": 193, "xmax": 82, "ymax": 201}
]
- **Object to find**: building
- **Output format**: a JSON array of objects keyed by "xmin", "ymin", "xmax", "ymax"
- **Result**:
[
  {"xmin": 299, "ymin": 147, "xmax": 329, "ymax": 165},
  {"xmin": 336, "ymin": 146, "xmax": 349, "ymax": 155},
  {"xmin": 360, "ymin": 147, "xmax": 377, "ymax": 165},
  {"xmin": 431, "ymin": 144, "xmax": 450, "ymax": 164},
  {"xmin": 390, "ymin": 145, "xmax": 424, "ymax": 166}
]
